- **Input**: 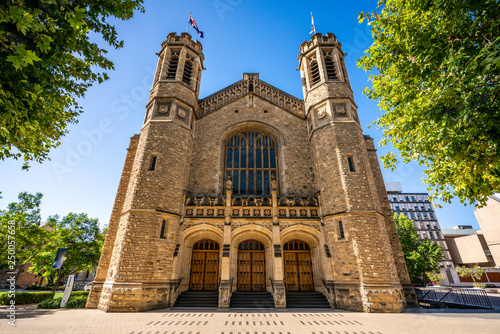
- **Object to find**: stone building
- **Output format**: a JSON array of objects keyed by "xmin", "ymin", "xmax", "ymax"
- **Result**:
[{"xmin": 87, "ymin": 32, "xmax": 416, "ymax": 312}]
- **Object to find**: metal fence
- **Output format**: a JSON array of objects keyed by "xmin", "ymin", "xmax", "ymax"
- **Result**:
[{"xmin": 415, "ymin": 287, "xmax": 492, "ymax": 309}]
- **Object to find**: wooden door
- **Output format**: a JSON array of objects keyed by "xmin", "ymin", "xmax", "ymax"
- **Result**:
[
  {"xmin": 252, "ymin": 252, "xmax": 266, "ymax": 291},
  {"xmin": 190, "ymin": 251, "xmax": 206, "ymax": 291},
  {"xmin": 204, "ymin": 252, "xmax": 219, "ymax": 290},
  {"xmin": 284, "ymin": 252, "xmax": 299, "ymax": 291},
  {"xmin": 237, "ymin": 240, "xmax": 266, "ymax": 291},
  {"xmin": 189, "ymin": 240, "xmax": 220, "ymax": 291},
  {"xmin": 237, "ymin": 252, "xmax": 252, "ymax": 291},
  {"xmin": 297, "ymin": 252, "xmax": 313, "ymax": 291},
  {"xmin": 284, "ymin": 240, "xmax": 313, "ymax": 292}
]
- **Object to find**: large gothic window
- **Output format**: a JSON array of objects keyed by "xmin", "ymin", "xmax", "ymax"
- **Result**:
[{"xmin": 225, "ymin": 130, "xmax": 278, "ymax": 196}]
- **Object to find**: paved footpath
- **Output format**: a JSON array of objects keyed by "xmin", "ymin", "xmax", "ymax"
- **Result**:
[{"xmin": 1, "ymin": 306, "xmax": 500, "ymax": 334}]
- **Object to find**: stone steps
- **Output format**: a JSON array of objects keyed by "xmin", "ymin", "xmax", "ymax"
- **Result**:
[
  {"xmin": 286, "ymin": 291, "xmax": 331, "ymax": 308},
  {"xmin": 230, "ymin": 291, "xmax": 275, "ymax": 308}
]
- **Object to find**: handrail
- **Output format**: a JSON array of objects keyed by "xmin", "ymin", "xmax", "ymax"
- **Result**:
[
  {"xmin": 320, "ymin": 278, "xmax": 330, "ymax": 293},
  {"xmin": 230, "ymin": 277, "xmax": 235, "ymax": 291},
  {"xmin": 217, "ymin": 277, "xmax": 221, "ymax": 289},
  {"xmin": 175, "ymin": 277, "xmax": 184, "ymax": 292},
  {"xmin": 415, "ymin": 287, "xmax": 492, "ymax": 309},
  {"xmin": 269, "ymin": 278, "xmax": 274, "ymax": 293}
]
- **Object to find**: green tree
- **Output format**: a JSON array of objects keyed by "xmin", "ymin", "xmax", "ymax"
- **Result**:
[
  {"xmin": 0, "ymin": 192, "xmax": 53, "ymax": 276},
  {"xmin": 28, "ymin": 213, "xmax": 105, "ymax": 285},
  {"xmin": 0, "ymin": 0, "xmax": 144, "ymax": 168},
  {"xmin": 358, "ymin": 0, "xmax": 500, "ymax": 207},
  {"xmin": 394, "ymin": 213, "xmax": 443, "ymax": 284},
  {"xmin": 0, "ymin": 192, "xmax": 105, "ymax": 285}
]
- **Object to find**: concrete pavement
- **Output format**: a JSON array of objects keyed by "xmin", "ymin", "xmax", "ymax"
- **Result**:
[{"xmin": 1, "ymin": 305, "xmax": 499, "ymax": 334}]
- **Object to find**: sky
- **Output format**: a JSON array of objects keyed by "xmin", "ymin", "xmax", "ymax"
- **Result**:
[{"xmin": 0, "ymin": 0, "xmax": 480, "ymax": 230}]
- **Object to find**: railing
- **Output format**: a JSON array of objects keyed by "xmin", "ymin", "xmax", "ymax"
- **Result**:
[
  {"xmin": 415, "ymin": 287, "xmax": 492, "ymax": 309},
  {"xmin": 320, "ymin": 278, "xmax": 331, "ymax": 294},
  {"xmin": 217, "ymin": 277, "xmax": 221, "ymax": 289},
  {"xmin": 230, "ymin": 277, "xmax": 235, "ymax": 291},
  {"xmin": 269, "ymin": 278, "xmax": 274, "ymax": 293},
  {"xmin": 174, "ymin": 277, "xmax": 184, "ymax": 292}
]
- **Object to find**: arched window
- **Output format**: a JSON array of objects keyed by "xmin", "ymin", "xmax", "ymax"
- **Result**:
[
  {"xmin": 182, "ymin": 58, "xmax": 193, "ymax": 85},
  {"xmin": 239, "ymin": 240, "xmax": 265, "ymax": 250},
  {"xmin": 193, "ymin": 239, "xmax": 220, "ymax": 250},
  {"xmin": 225, "ymin": 130, "xmax": 278, "ymax": 196},
  {"xmin": 309, "ymin": 57, "xmax": 321, "ymax": 85},
  {"xmin": 283, "ymin": 240, "xmax": 310, "ymax": 251},
  {"xmin": 165, "ymin": 52, "xmax": 179, "ymax": 79},
  {"xmin": 323, "ymin": 52, "xmax": 337, "ymax": 80}
]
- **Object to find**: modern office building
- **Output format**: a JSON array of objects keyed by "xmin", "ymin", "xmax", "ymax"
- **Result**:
[{"xmin": 386, "ymin": 182, "xmax": 452, "ymax": 268}]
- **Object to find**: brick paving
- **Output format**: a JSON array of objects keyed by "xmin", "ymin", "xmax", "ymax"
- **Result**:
[{"xmin": 1, "ymin": 306, "xmax": 500, "ymax": 334}]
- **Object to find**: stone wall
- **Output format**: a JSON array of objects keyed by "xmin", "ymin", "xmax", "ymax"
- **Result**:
[{"xmin": 188, "ymin": 94, "xmax": 315, "ymax": 197}]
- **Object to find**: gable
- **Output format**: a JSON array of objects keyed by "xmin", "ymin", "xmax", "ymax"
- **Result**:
[{"xmin": 197, "ymin": 73, "xmax": 305, "ymax": 119}]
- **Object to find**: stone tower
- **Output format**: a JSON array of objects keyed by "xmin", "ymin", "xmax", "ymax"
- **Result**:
[
  {"xmin": 86, "ymin": 33, "xmax": 204, "ymax": 311},
  {"xmin": 299, "ymin": 33, "xmax": 414, "ymax": 312},
  {"xmin": 88, "ymin": 32, "xmax": 415, "ymax": 313}
]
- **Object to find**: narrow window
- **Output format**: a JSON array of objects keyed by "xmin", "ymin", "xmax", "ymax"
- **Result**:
[
  {"xmin": 263, "ymin": 110, "xmax": 268, "ymax": 113},
  {"xmin": 149, "ymin": 155, "xmax": 157, "ymax": 171},
  {"xmin": 165, "ymin": 53, "xmax": 179, "ymax": 79},
  {"xmin": 338, "ymin": 221, "xmax": 345, "ymax": 239},
  {"xmin": 309, "ymin": 58, "xmax": 321, "ymax": 85},
  {"xmin": 235, "ymin": 110, "xmax": 239, "ymax": 113},
  {"xmin": 160, "ymin": 220, "xmax": 166, "ymax": 239},
  {"xmin": 347, "ymin": 156, "xmax": 355, "ymax": 172},
  {"xmin": 323, "ymin": 52, "xmax": 337, "ymax": 80},
  {"xmin": 249, "ymin": 82, "xmax": 254, "ymax": 92},
  {"xmin": 182, "ymin": 59, "xmax": 193, "ymax": 85}
]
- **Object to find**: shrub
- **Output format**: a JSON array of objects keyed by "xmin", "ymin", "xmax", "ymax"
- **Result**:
[
  {"xmin": 71, "ymin": 291, "xmax": 89, "ymax": 297},
  {"xmin": 37, "ymin": 297, "xmax": 62, "ymax": 309},
  {"xmin": 65, "ymin": 296, "xmax": 87, "ymax": 308},
  {"xmin": 36, "ymin": 292, "xmax": 88, "ymax": 309},
  {"xmin": 0, "ymin": 292, "xmax": 52, "ymax": 305}
]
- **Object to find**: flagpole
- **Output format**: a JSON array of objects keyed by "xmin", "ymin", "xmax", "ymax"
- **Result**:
[{"xmin": 186, "ymin": 12, "xmax": 191, "ymax": 33}]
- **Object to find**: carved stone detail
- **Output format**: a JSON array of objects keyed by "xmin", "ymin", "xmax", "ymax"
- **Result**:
[{"xmin": 197, "ymin": 74, "xmax": 304, "ymax": 118}]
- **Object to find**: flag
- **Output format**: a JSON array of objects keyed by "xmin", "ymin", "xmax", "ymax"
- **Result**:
[
  {"xmin": 188, "ymin": 13, "xmax": 204, "ymax": 38},
  {"xmin": 309, "ymin": 12, "xmax": 316, "ymax": 34}
]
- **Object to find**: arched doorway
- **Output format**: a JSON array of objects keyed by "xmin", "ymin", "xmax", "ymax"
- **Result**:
[
  {"xmin": 237, "ymin": 240, "xmax": 266, "ymax": 291},
  {"xmin": 283, "ymin": 240, "xmax": 313, "ymax": 291},
  {"xmin": 189, "ymin": 239, "xmax": 220, "ymax": 291}
]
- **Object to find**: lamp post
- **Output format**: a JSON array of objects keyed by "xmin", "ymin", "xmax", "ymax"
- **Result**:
[{"xmin": 50, "ymin": 241, "xmax": 74, "ymax": 299}]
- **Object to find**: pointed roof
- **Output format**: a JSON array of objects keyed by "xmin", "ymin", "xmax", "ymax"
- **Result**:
[{"xmin": 197, "ymin": 73, "xmax": 305, "ymax": 119}]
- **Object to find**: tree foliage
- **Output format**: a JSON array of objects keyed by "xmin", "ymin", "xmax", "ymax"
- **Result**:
[
  {"xmin": 394, "ymin": 213, "xmax": 443, "ymax": 284},
  {"xmin": 0, "ymin": 192, "xmax": 105, "ymax": 283},
  {"xmin": 456, "ymin": 265, "xmax": 485, "ymax": 283},
  {"xmin": 358, "ymin": 0, "xmax": 500, "ymax": 207},
  {"xmin": 29, "ymin": 212, "xmax": 105, "ymax": 282},
  {"xmin": 0, "ymin": 0, "xmax": 144, "ymax": 168},
  {"xmin": 0, "ymin": 192, "xmax": 53, "ymax": 273}
]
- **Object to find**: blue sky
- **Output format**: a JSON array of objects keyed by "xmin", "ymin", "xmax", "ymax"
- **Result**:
[{"xmin": 0, "ymin": 0, "xmax": 479, "ymax": 229}]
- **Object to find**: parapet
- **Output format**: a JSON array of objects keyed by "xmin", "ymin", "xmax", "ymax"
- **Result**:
[{"xmin": 160, "ymin": 32, "xmax": 204, "ymax": 54}]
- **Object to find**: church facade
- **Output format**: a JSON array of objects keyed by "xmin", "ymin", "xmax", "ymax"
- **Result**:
[{"xmin": 86, "ymin": 32, "xmax": 416, "ymax": 312}]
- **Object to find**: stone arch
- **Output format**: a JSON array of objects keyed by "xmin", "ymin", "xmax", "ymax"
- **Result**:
[
  {"xmin": 280, "ymin": 225, "xmax": 324, "ymax": 291},
  {"xmin": 230, "ymin": 225, "xmax": 273, "ymax": 292},
  {"xmin": 280, "ymin": 225, "xmax": 321, "ymax": 248},
  {"xmin": 182, "ymin": 224, "xmax": 224, "ymax": 247},
  {"xmin": 177, "ymin": 225, "xmax": 224, "ymax": 292}
]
